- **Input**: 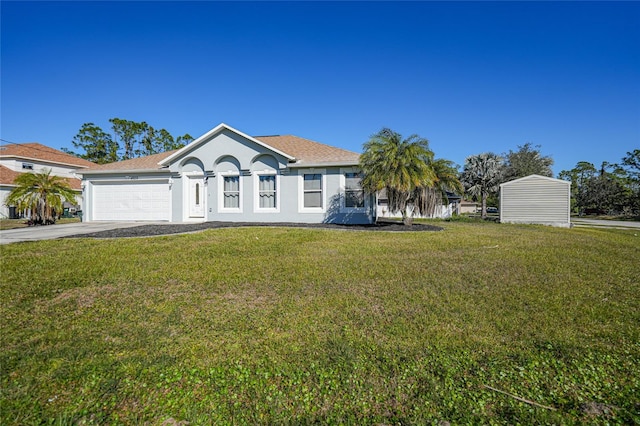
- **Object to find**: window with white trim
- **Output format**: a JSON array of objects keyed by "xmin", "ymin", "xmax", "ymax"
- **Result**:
[
  {"xmin": 258, "ymin": 175, "xmax": 277, "ymax": 208},
  {"xmin": 344, "ymin": 172, "xmax": 365, "ymax": 208},
  {"xmin": 223, "ymin": 175, "xmax": 240, "ymax": 208},
  {"xmin": 303, "ymin": 174, "xmax": 322, "ymax": 208},
  {"xmin": 22, "ymin": 163, "xmax": 34, "ymax": 170}
]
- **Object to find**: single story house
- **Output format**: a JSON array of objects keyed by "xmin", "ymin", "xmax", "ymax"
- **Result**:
[
  {"xmin": 79, "ymin": 123, "xmax": 377, "ymax": 224},
  {"xmin": 0, "ymin": 143, "xmax": 95, "ymax": 218},
  {"xmin": 499, "ymin": 174, "xmax": 571, "ymax": 228}
]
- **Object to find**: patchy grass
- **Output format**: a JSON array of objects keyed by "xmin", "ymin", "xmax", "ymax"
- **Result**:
[{"xmin": 1, "ymin": 222, "xmax": 638, "ymax": 424}]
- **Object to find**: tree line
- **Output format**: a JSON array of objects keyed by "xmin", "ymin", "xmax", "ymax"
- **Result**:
[
  {"xmin": 63, "ymin": 118, "xmax": 193, "ymax": 164},
  {"xmin": 460, "ymin": 145, "xmax": 640, "ymax": 218},
  {"xmin": 558, "ymin": 150, "xmax": 639, "ymax": 216}
]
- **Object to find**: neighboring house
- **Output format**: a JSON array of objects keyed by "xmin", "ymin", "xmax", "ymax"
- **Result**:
[
  {"xmin": 79, "ymin": 123, "xmax": 376, "ymax": 224},
  {"xmin": 499, "ymin": 174, "xmax": 571, "ymax": 228},
  {"xmin": 0, "ymin": 143, "xmax": 95, "ymax": 218},
  {"xmin": 376, "ymin": 190, "xmax": 462, "ymax": 219},
  {"xmin": 459, "ymin": 200, "xmax": 478, "ymax": 214}
]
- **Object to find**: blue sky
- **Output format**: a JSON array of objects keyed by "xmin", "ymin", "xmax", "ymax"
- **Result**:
[{"xmin": 2, "ymin": 1, "xmax": 638, "ymax": 175}]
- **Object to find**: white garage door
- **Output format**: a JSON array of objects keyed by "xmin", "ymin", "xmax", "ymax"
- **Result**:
[{"xmin": 92, "ymin": 180, "xmax": 170, "ymax": 221}]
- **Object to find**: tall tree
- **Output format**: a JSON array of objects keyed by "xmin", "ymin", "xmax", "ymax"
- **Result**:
[
  {"xmin": 621, "ymin": 149, "xmax": 640, "ymax": 214},
  {"xmin": 502, "ymin": 142, "xmax": 554, "ymax": 181},
  {"xmin": 560, "ymin": 161, "xmax": 634, "ymax": 215},
  {"xmin": 559, "ymin": 161, "xmax": 597, "ymax": 214},
  {"xmin": 5, "ymin": 169, "xmax": 77, "ymax": 225},
  {"xmin": 360, "ymin": 128, "xmax": 436, "ymax": 225},
  {"xmin": 69, "ymin": 119, "xmax": 192, "ymax": 163},
  {"xmin": 109, "ymin": 118, "xmax": 147, "ymax": 160},
  {"xmin": 63, "ymin": 123, "xmax": 119, "ymax": 164},
  {"xmin": 460, "ymin": 153, "xmax": 503, "ymax": 218}
]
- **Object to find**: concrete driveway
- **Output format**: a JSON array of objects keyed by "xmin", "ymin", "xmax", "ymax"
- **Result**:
[
  {"xmin": 572, "ymin": 218, "xmax": 640, "ymax": 230},
  {"xmin": 0, "ymin": 222, "xmax": 156, "ymax": 244}
]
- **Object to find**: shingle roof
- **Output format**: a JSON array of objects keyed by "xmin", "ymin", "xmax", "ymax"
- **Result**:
[
  {"xmin": 83, "ymin": 150, "xmax": 179, "ymax": 172},
  {"xmin": 82, "ymin": 132, "xmax": 360, "ymax": 173},
  {"xmin": 0, "ymin": 164, "xmax": 82, "ymax": 190},
  {"xmin": 0, "ymin": 143, "xmax": 96, "ymax": 168},
  {"xmin": 255, "ymin": 135, "xmax": 360, "ymax": 166}
]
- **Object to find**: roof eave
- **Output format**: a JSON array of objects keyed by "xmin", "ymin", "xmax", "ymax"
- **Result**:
[
  {"xmin": 158, "ymin": 123, "xmax": 296, "ymax": 166},
  {"xmin": 79, "ymin": 168, "xmax": 170, "ymax": 176},
  {"xmin": 0, "ymin": 155, "xmax": 92, "ymax": 169},
  {"xmin": 287, "ymin": 160, "xmax": 361, "ymax": 168}
]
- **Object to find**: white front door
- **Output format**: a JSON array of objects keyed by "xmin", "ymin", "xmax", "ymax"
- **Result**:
[{"xmin": 188, "ymin": 177, "xmax": 205, "ymax": 218}]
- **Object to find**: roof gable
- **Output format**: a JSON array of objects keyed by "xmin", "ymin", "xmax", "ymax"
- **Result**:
[
  {"xmin": 79, "ymin": 123, "xmax": 362, "ymax": 174},
  {"xmin": 0, "ymin": 143, "xmax": 96, "ymax": 168},
  {"xmin": 500, "ymin": 174, "xmax": 570, "ymax": 187},
  {"xmin": 158, "ymin": 123, "xmax": 296, "ymax": 166}
]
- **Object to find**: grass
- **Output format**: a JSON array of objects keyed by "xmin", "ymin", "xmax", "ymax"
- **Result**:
[{"xmin": 1, "ymin": 222, "xmax": 638, "ymax": 424}]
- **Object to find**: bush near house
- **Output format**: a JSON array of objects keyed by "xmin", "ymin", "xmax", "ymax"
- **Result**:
[{"xmin": 1, "ymin": 223, "xmax": 638, "ymax": 424}]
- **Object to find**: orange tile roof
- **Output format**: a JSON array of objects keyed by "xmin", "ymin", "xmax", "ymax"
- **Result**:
[
  {"xmin": 0, "ymin": 143, "xmax": 96, "ymax": 168},
  {"xmin": 0, "ymin": 164, "xmax": 82, "ymax": 190},
  {"xmin": 0, "ymin": 165, "xmax": 21, "ymax": 186}
]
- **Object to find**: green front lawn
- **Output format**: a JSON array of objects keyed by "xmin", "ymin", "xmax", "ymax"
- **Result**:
[{"xmin": 1, "ymin": 222, "xmax": 638, "ymax": 424}]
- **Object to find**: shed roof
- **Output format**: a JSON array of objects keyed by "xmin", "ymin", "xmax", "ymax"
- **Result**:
[{"xmin": 500, "ymin": 174, "xmax": 570, "ymax": 188}]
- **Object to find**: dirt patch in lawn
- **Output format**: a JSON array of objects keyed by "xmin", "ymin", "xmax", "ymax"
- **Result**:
[{"xmin": 67, "ymin": 220, "xmax": 443, "ymax": 239}]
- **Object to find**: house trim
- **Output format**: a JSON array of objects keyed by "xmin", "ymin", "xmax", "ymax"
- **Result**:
[{"xmin": 159, "ymin": 123, "xmax": 296, "ymax": 166}]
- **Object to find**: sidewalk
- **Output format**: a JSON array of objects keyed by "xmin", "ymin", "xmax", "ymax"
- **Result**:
[{"xmin": 0, "ymin": 222, "xmax": 152, "ymax": 244}]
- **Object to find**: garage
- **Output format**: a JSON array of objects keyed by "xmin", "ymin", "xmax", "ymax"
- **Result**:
[{"xmin": 91, "ymin": 180, "xmax": 170, "ymax": 221}]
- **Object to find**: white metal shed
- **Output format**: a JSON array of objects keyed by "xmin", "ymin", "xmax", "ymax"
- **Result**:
[{"xmin": 500, "ymin": 174, "xmax": 571, "ymax": 228}]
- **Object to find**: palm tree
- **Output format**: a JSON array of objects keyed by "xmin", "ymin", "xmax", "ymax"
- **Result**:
[
  {"xmin": 413, "ymin": 158, "xmax": 464, "ymax": 218},
  {"xmin": 460, "ymin": 153, "xmax": 503, "ymax": 219},
  {"xmin": 5, "ymin": 169, "xmax": 77, "ymax": 225},
  {"xmin": 360, "ymin": 128, "xmax": 436, "ymax": 225}
]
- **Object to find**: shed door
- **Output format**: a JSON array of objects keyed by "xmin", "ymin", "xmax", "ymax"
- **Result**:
[{"xmin": 92, "ymin": 180, "xmax": 170, "ymax": 221}]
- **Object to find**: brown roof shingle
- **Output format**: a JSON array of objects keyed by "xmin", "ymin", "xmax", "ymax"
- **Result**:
[
  {"xmin": 81, "ymin": 132, "xmax": 360, "ymax": 173},
  {"xmin": 0, "ymin": 143, "xmax": 96, "ymax": 168},
  {"xmin": 83, "ymin": 150, "xmax": 179, "ymax": 171},
  {"xmin": 255, "ymin": 135, "xmax": 360, "ymax": 165}
]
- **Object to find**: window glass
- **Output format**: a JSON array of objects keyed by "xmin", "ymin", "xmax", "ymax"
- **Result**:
[
  {"xmin": 259, "ymin": 175, "xmax": 276, "ymax": 209},
  {"xmin": 303, "ymin": 174, "xmax": 322, "ymax": 208},
  {"xmin": 344, "ymin": 172, "xmax": 365, "ymax": 208},
  {"xmin": 224, "ymin": 176, "xmax": 240, "ymax": 208}
]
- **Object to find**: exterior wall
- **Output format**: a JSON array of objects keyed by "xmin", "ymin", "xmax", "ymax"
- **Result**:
[
  {"xmin": 0, "ymin": 158, "xmax": 81, "ymax": 178},
  {"xmin": 0, "ymin": 186, "xmax": 13, "ymax": 218},
  {"xmin": 162, "ymin": 129, "xmax": 373, "ymax": 224},
  {"xmin": 82, "ymin": 128, "xmax": 374, "ymax": 224},
  {"xmin": 500, "ymin": 175, "xmax": 571, "ymax": 227}
]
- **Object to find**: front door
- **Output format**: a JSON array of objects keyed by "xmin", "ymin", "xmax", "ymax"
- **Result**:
[{"xmin": 188, "ymin": 177, "xmax": 205, "ymax": 218}]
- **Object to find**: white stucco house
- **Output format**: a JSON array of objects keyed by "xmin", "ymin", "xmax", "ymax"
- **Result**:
[
  {"xmin": 500, "ymin": 174, "xmax": 571, "ymax": 228},
  {"xmin": 79, "ymin": 123, "xmax": 377, "ymax": 224},
  {"xmin": 0, "ymin": 143, "xmax": 95, "ymax": 218}
]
